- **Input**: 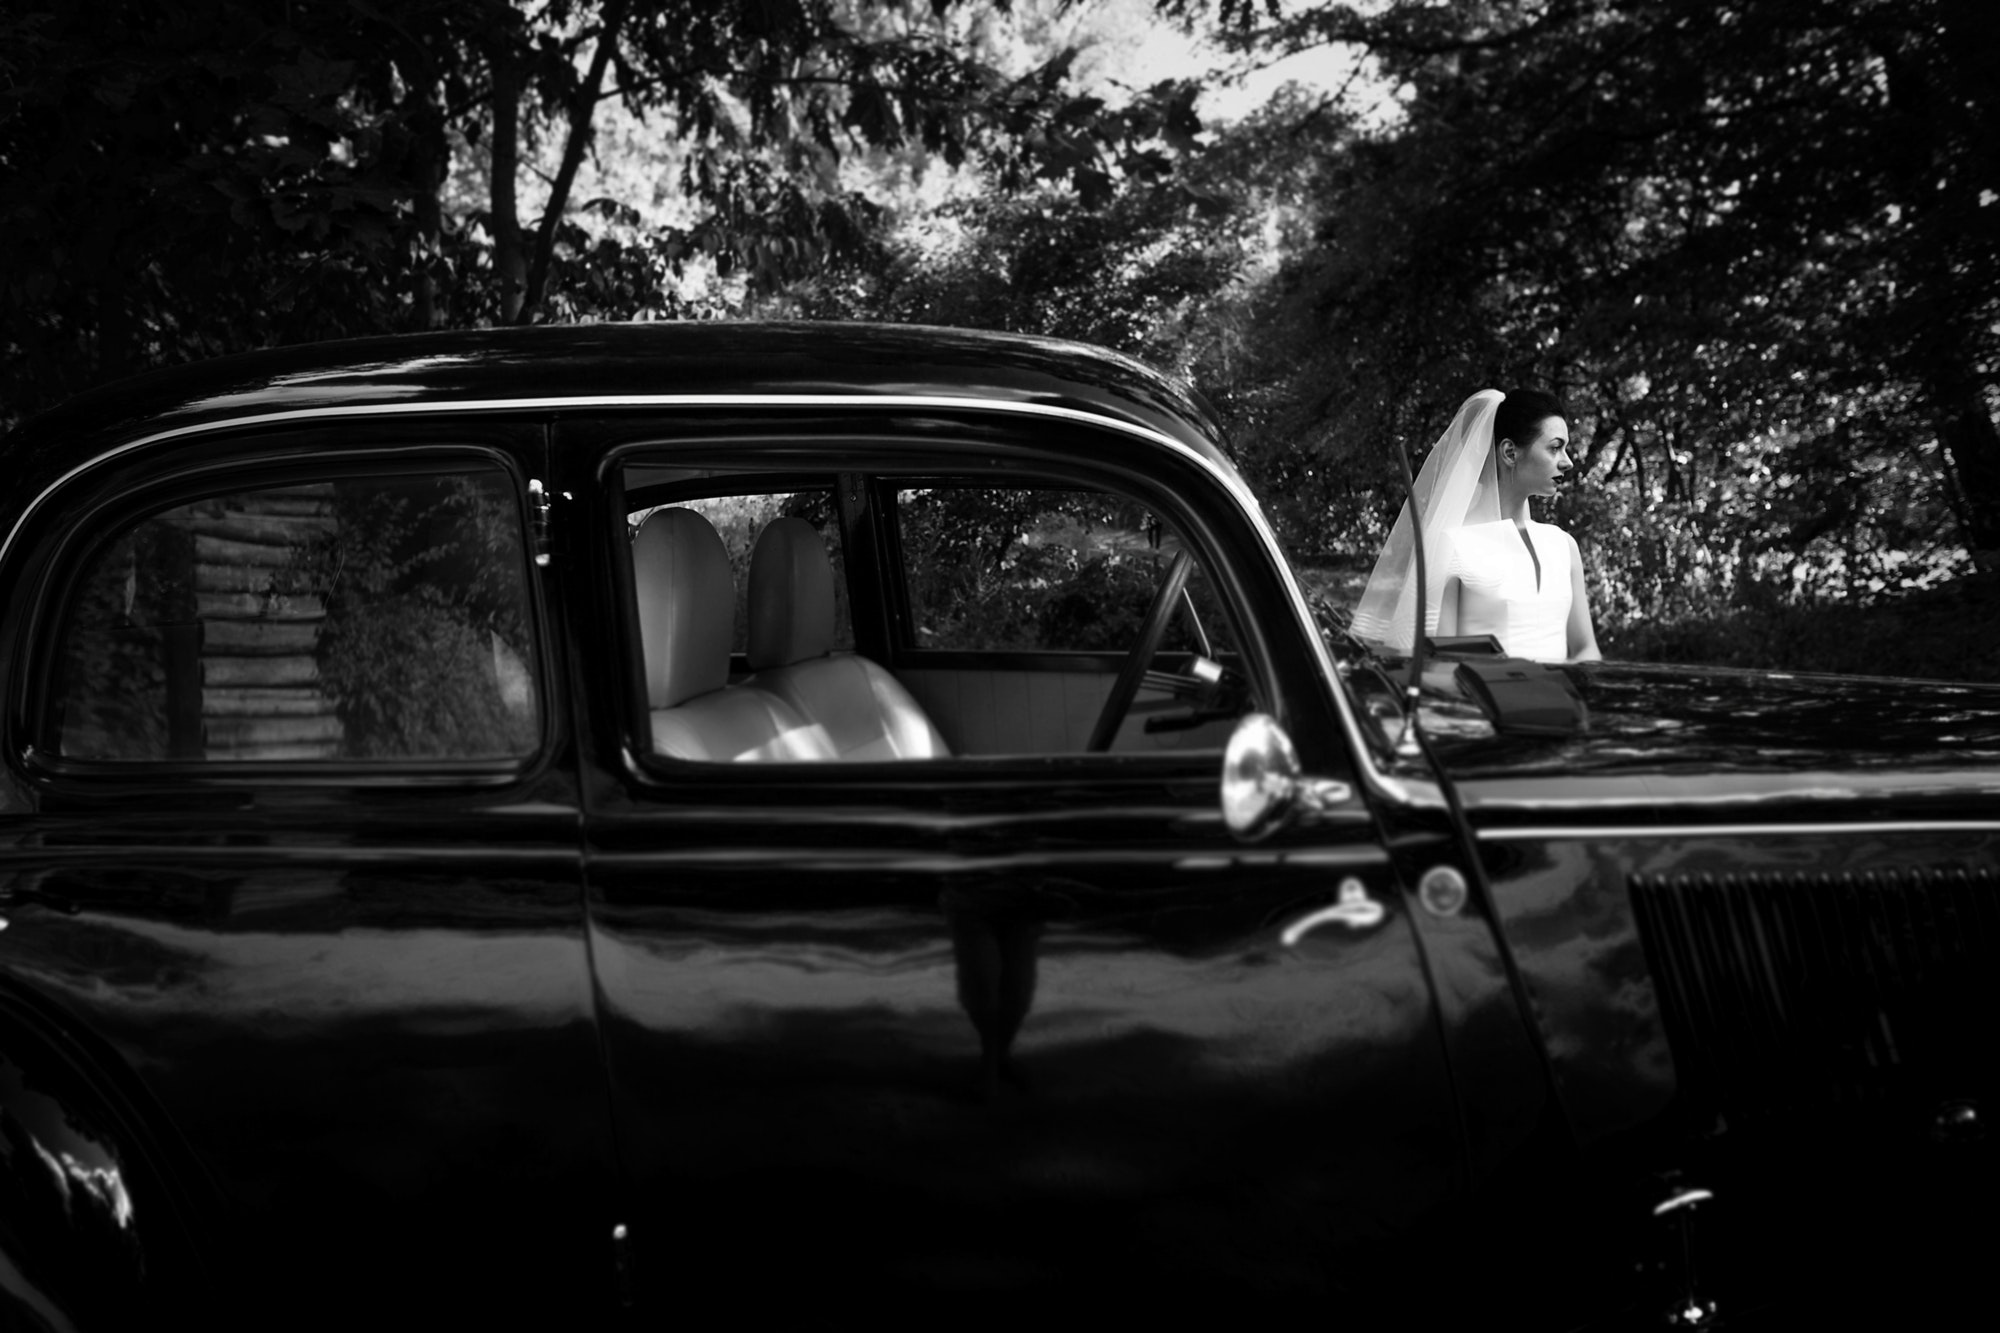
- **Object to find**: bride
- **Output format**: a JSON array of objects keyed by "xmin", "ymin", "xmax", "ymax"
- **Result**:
[{"xmin": 1350, "ymin": 388, "xmax": 1602, "ymax": 663}]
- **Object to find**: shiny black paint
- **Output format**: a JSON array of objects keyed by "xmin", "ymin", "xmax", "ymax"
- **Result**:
[
  {"xmin": 1404, "ymin": 657, "xmax": 2000, "ymax": 1146},
  {"xmin": 1, "ymin": 773, "xmax": 615, "ymax": 1327},
  {"xmin": 1432, "ymin": 659, "xmax": 2000, "ymax": 782},
  {"xmin": 1398, "ymin": 654, "xmax": 2000, "ymax": 1321},
  {"xmin": 1365, "ymin": 795, "xmax": 1554, "ymax": 1183},
  {"xmin": 0, "ymin": 991, "xmax": 207, "ymax": 1328},
  {"xmin": 1471, "ymin": 825, "xmax": 2000, "ymax": 1321},
  {"xmin": 579, "ymin": 776, "xmax": 1459, "ymax": 1308},
  {"xmin": 1474, "ymin": 827, "xmax": 2000, "ymax": 1140}
]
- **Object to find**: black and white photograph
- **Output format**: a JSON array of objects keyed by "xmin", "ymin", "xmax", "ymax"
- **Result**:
[{"xmin": 0, "ymin": 1, "xmax": 1993, "ymax": 1327}]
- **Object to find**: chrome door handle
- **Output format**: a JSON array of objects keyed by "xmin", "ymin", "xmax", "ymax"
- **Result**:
[{"xmin": 1280, "ymin": 878, "xmax": 1385, "ymax": 945}]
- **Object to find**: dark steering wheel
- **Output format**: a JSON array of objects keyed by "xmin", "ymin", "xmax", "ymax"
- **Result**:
[{"xmin": 1086, "ymin": 548, "xmax": 1195, "ymax": 752}]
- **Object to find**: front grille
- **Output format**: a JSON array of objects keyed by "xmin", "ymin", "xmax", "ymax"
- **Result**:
[{"xmin": 1631, "ymin": 866, "xmax": 2000, "ymax": 1121}]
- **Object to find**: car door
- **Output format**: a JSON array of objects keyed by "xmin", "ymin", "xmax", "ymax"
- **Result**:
[
  {"xmin": 562, "ymin": 410, "xmax": 1463, "ymax": 1313},
  {"xmin": 0, "ymin": 425, "xmax": 614, "ymax": 1325}
]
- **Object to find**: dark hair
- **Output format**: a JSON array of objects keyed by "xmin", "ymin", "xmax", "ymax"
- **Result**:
[{"xmin": 1494, "ymin": 388, "xmax": 1569, "ymax": 449}]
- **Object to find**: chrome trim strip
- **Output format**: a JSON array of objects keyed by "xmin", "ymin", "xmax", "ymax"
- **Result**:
[
  {"xmin": 1174, "ymin": 847, "xmax": 1391, "ymax": 871},
  {"xmin": 1653, "ymin": 1188, "xmax": 1714, "ymax": 1217},
  {"xmin": 0, "ymin": 845, "xmax": 581, "ymax": 867},
  {"xmin": 1478, "ymin": 820, "xmax": 2000, "ymax": 842},
  {"xmin": 3, "ymin": 390, "xmax": 1387, "ymax": 793}
]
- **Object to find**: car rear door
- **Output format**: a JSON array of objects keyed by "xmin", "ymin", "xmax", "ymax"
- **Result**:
[
  {"xmin": 0, "ymin": 423, "xmax": 614, "ymax": 1325},
  {"xmin": 561, "ymin": 409, "xmax": 1463, "ymax": 1313}
]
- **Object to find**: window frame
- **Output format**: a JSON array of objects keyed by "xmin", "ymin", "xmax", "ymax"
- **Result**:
[
  {"xmin": 20, "ymin": 440, "xmax": 556, "ymax": 787},
  {"xmin": 602, "ymin": 423, "xmax": 1280, "ymax": 780}
]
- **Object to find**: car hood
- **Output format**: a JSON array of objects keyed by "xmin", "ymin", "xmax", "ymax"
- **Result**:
[{"xmin": 1415, "ymin": 659, "xmax": 2000, "ymax": 785}]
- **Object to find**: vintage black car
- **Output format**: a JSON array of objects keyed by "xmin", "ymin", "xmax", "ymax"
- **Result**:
[{"xmin": 0, "ymin": 324, "xmax": 1993, "ymax": 1329}]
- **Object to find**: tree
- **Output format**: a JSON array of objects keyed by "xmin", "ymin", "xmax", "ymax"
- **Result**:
[
  {"xmin": 0, "ymin": 0, "xmax": 1206, "ymax": 426},
  {"xmin": 0, "ymin": 1, "xmax": 411, "ymax": 414},
  {"xmin": 1174, "ymin": 0, "xmax": 1999, "ymax": 619}
]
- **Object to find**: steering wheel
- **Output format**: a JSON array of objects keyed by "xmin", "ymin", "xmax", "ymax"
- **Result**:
[{"xmin": 1087, "ymin": 548, "xmax": 1195, "ymax": 752}]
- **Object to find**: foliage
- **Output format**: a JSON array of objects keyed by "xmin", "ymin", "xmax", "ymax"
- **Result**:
[
  {"xmin": 1168, "ymin": 0, "xmax": 1998, "ymax": 661},
  {"xmin": 55, "ymin": 520, "xmax": 197, "ymax": 760},
  {"xmin": 840, "ymin": 171, "xmax": 1237, "ymax": 356},
  {"xmin": 0, "ymin": 0, "xmax": 1212, "ymax": 429},
  {"xmin": 0, "ymin": 0, "xmax": 411, "ymax": 413},
  {"xmin": 288, "ymin": 475, "xmax": 538, "ymax": 759},
  {"xmin": 8, "ymin": 0, "xmax": 1997, "ymax": 681},
  {"xmin": 897, "ymin": 486, "xmax": 1220, "ymax": 652},
  {"xmin": 1606, "ymin": 575, "xmax": 2000, "ymax": 682}
]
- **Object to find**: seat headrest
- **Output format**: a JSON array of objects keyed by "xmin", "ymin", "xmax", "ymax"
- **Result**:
[
  {"xmin": 633, "ymin": 508, "xmax": 733, "ymax": 709},
  {"xmin": 747, "ymin": 517, "xmax": 836, "ymax": 671}
]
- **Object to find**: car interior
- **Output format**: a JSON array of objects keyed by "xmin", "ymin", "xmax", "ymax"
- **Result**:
[{"xmin": 622, "ymin": 465, "xmax": 1257, "ymax": 763}]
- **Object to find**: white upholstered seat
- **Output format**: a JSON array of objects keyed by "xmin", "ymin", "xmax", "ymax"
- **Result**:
[
  {"xmin": 746, "ymin": 517, "xmax": 950, "ymax": 761},
  {"xmin": 633, "ymin": 508, "xmax": 833, "ymax": 762}
]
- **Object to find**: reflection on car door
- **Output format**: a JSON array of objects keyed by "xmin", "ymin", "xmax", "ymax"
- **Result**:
[{"xmin": 582, "ymin": 770, "xmax": 1458, "ymax": 1307}]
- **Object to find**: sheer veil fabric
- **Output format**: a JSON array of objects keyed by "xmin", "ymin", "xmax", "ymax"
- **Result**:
[{"xmin": 1349, "ymin": 389, "xmax": 1505, "ymax": 651}]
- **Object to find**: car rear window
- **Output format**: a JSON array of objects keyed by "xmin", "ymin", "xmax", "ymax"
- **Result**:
[{"xmin": 48, "ymin": 468, "xmax": 539, "ymax": 763}]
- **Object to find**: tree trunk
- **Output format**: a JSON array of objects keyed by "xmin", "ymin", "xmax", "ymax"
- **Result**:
[
  {"xmin": 1932, "ymin": 358, "xmax": 2000, "ymax": 569},
  {"xmin": 406, "ymin": 82, "xmax": 448, "ymax": 330},
  {"xmin": 490, "ymin": 41, "xmax": 526, "ymax": 325}
]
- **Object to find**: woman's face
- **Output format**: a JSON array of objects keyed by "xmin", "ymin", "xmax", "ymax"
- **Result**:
[{"xmin": 1506, "ymin": 415, "xmax": 1572, "ymax": 497}]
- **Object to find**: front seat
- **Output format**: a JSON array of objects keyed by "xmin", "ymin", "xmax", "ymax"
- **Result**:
[
  {"xmin": 633, "ymin": 508, "xmax": 832, "ymax": 762},
  {"xmin": 745, "ymin": 517, "xmax": 950, "ymax": 761}
]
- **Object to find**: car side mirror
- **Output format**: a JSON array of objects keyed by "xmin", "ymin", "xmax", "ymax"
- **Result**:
[
  {"xmin": 1216, "ymin": 713, "xmax": 1307, "ymax": 840},
  {"xmin": 1222, "ymin": 713, "xmax": 1356, "ymax": 842}
]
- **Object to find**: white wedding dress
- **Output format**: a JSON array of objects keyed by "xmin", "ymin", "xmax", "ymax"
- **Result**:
[
  {"xmin": 1351, "ymin": 390, "xmax": 1591, "ymax": 665},
  {"xmin": 1446, "ymin": 519, "xmax": 1575, "ymax": 662}
]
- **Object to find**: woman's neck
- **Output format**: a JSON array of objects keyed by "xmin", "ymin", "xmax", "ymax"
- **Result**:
[{"xmin": 1495, "ymin": 481, "xmax": 1534, "ymax": 525}]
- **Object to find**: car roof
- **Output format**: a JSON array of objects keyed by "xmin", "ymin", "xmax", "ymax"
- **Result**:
[{"xmin": 2, "ymin": 322, "xmax": 1231, "ymax": 474}]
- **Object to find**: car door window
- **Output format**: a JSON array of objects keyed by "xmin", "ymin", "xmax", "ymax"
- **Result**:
[
  {"xmin": 618, "ymin": 463, "xmax": 1257, "ymax": 763},
  {"xmin": 890, "ymin": 483, "xmax": 1252, "ymax": 755},
  {"xmin": 896, "ymin": 485, "xmax": 1239, "ymax": 657},
  {"xmin": 49, "ymin": 468, "xmax": 539, "ymax": 762}
]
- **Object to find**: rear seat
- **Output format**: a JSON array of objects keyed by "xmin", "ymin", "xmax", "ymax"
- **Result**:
[
  {"xmin": 745, "ymin": 517, "xmax": 949, "ymax": 761},
  {"xmin": 633, "ymin": 508, "xmax": 833, "ymax": 762}
]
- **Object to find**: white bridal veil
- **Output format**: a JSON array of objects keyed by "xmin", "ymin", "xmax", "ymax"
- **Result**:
[{"xmin": 1349, "ymin": 389, "xmax": 1505, "ymax": 652}]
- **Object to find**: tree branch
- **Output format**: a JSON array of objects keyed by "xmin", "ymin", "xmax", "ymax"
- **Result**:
[{"xmin": 520, "ymin": 0, "xmax": 627, "ymax": 321}]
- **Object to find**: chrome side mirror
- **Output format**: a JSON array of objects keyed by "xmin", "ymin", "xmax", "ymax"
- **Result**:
[
  {"xmin": 1222, "ymin": 713, "xmax": 1355, "ymax": 842},
  {"xmin": 1222, "ymin": 713, "xmax": 1303, "ymax": 841}
]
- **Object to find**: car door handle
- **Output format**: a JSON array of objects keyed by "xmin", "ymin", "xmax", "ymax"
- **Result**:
[{"xmin": 1280, "ymin": 878, "xmax": 1385, "ymax": 945}]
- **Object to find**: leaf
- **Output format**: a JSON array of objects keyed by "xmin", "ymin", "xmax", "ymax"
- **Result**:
[{"xmin": 1073, "ymin": 167, "xmax": 1114, "ymax": 211}]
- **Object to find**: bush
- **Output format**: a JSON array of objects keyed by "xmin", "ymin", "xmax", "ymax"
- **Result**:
[
  {"xmin": 289, "ymin": 473, "xmax": 538, "ymax": 758},
  {"xmin": 1603, "ymin": 575, "xmax": 2000, "ymax": 681}
]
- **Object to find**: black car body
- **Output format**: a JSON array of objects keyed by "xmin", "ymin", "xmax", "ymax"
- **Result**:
[{"xmin": 0, "ymin": 324, "xmax": 1992, "ymax": 1328}]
